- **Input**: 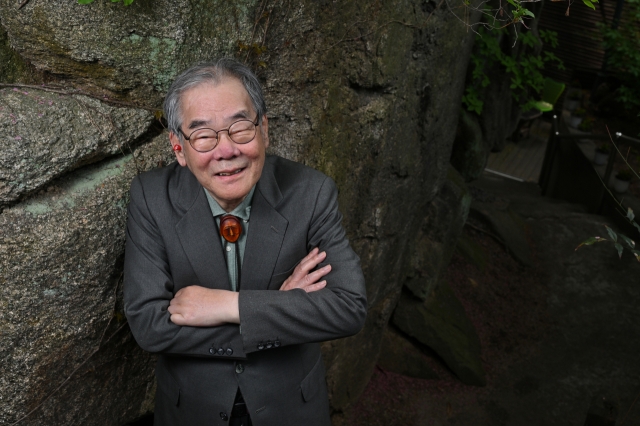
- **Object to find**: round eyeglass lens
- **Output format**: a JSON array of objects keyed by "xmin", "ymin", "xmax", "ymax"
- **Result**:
[
  {"xmin": 189, "ymin": 129, "xmax": 217, "ymax": 152},
  {"xmin": 188, "ymin": 120, "xmax": 257, "ymax": 152},
  {"xmin": 228, "ymin": 120, "xmax": 257, "ymax": 143}
]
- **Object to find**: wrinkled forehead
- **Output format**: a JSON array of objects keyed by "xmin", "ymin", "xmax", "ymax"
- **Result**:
[
  {"xmin": 178, "ymin": 77, "xmax": 254, "ymax": 121},
  {"xmin": 181, "ymin": 75, "xmax": 247, "ymax": 103}
]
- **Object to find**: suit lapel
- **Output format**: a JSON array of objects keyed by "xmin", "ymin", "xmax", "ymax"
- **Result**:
[
  {"xmin": 241, "ymin": 159, "xmax": 288, "ymax": 290},
  {"xmin": 175, "ymin": 169, "xmax": 230, "ymax": 290}
]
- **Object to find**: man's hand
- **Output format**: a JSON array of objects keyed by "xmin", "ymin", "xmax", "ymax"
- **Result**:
[
  {"xmin": 169, "ymin": 249, "xmax": 329, "ymax": 326},
  {"xmin": 280, "ymin": 248, "xmax": 331, "ymax": 292},
  {"xmin": 168, "ymin": 286, "xmax": 239, "ymax": 326}
]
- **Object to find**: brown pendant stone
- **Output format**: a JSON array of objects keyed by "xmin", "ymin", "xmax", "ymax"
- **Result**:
[{"xmin": 220, "ymin": 215, "xmax": 243, "ymax": 243}]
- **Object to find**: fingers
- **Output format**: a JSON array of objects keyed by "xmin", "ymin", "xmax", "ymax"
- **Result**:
[
  {"xmin": 280, "ymin": 248, "xmax": 331, "ymax": 292},
  {"xmin": 295, "ymin": 248, "xmax": 326, "ymax": 276},
  {"xmin": 303, "ymin": 280, "xmax": 327, "ymax": 293},
  {"xmin": 301, "ymin": 247, "xmax": 320, "ymax": 262},
  {"xmin": 167, "ymin": 286, "xmax": 239, "ymax": 326},
  {"xmin": 304, "ymin": 264, "xmax": 331, "ymax": 285},
  {"xmin": 169, "ymin": 313, "xmax": 185, "ymax": 325},
  {"xmin": 168, "ymin": 297, "xmax": 186, "ymax": 324}
]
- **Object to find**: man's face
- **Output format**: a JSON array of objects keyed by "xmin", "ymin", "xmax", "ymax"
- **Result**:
[{"xmin": 169, "ymin": 77, "xmax": 269, "ymax": 212}]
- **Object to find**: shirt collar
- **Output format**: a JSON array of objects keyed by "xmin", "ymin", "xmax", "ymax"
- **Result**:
[{"xmin": 205, "ymin": 185, "xmax": 256, "ymax": 222}]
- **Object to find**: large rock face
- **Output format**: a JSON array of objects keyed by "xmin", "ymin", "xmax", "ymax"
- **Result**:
[
  {"xmin": 0, "ymin": 1, "xmax": 478, "ymax": 424},
  {"xmin": 450, "ymin": 108, "xmax": 488, "ymax": 181},
  {"xmin": 393, "ymin": 282, "xmax": 486, "ymax": 386},
  {"xmin": 0, "ymin": 87, "xmax": 153, "ymax": 206},
  {"xmin": 403, "ymin": 166, "xmax": 471, "ymax": 301},
  {"xmin": 0, "ymin": 134, "xmax": 172, "ymax": 425}
]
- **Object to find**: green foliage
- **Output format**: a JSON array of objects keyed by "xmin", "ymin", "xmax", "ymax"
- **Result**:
[
  {"xmin": 539, "ymin": 29, "xmax": 559, "ymax": 49},
  {"xmin": 578, "ymin": 136, "xmax": 640, "ymax": 261},
  {"xmin": 578, "ymin": 117, "xmax": 595, "ymax": 131},
  {"xmin": 462, "ymin": 87, "xmax": 484, "ymax": 115},
  {"xmin": 464, "ymin": 27, "xmax": 564, "ymax": 115},
  {"xmin": 582, "ymin": 0, "xmax": 599, "ymax": 10},
  {"xmin": 598, "ymin": 0, "xmax": 640, "ymax": 110},
  {"xmin": 577, "ymin": 220, "xmax": 640, "ymax": 261},
  {"xmin": 78, "ymin": 0, "xmax": 135, "ymax": 5},
  {"xmin": 487, "ymin": 0, "xmax": 597, "ymax": 25},
  {"xmin": 462, "ymin": 54, "xmax": 490, "ymax": 114}
]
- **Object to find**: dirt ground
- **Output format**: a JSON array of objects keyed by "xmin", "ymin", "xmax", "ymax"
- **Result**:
[{"xmin": 340, "ymin": 174, "xmax": 640, "ymax": 426}]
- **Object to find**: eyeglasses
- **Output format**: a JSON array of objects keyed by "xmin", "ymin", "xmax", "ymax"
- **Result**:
[{"xmin": 179, "ymin": 116, "xmax": 260, "ymax": 152}]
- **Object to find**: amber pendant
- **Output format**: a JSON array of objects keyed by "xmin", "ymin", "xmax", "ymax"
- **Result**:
[{"xmin": 220, "ymin": 215, "xmax": 242, "ymax": 243}]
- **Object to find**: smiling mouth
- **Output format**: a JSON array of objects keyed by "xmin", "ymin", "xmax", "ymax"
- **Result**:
[{"xmin": 216, "ymin": 168, "xmax": 244, "ymax": 176}]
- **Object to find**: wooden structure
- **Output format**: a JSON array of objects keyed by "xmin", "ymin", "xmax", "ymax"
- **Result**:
[{"xmin": 538, "ymin": 0, "xmax": 630, "ymax": 84}]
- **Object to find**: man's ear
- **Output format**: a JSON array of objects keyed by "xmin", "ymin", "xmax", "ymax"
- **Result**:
[
  {"xmin": 169, "ymin": 131, "xmax": 187, "ymax": 166},
  {"xmin": 260, "ymin": 115, "xmax": 269, "ymax": 149}
]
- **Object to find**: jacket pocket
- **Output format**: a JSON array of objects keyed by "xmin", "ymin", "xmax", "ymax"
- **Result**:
[{"xmin": 300, "ymin": 354, "xmax": 326, "ymax": 402}]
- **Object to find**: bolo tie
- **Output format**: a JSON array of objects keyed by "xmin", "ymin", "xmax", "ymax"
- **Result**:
[{"xmin": 220, "ymin": 215, "xmax": 243, "ymax": 290}]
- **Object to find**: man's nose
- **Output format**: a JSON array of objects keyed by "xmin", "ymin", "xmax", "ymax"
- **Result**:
[{"xmin": 213, "ymin": 131, "xmax": 240, "ymax": 159}]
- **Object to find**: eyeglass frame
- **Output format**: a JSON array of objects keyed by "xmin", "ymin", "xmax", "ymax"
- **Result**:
[{"xmin": 177, "ymin": 115, "xmax": 262, "ymax": 153}]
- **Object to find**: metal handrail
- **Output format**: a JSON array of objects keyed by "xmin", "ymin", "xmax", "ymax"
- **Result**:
[{"xmin": 547, "ymin": 115, "xmax": 640, "ymax": 191}]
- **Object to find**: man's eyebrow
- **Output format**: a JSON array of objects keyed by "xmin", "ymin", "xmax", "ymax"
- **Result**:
[
  {"xmin": 186, "ymin": 111, "xmax": 254, "ymax": 130},
  {"xmin": 229, "ymin": 110, "xmax": 253, "ymax": 121},
  {"xmin": 187, "ymin": 119, "xmax": 210, "ymax": 130}
]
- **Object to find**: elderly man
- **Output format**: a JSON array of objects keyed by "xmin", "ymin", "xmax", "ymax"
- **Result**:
[{"xmin": 123, "ymin": 58, "xmax": 367, "ymax": 426}]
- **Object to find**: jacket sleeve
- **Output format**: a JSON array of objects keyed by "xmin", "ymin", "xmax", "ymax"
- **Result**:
[
  {"xmin": 237, "ymin": 176, "xmax": 367, "ymax": 354},
  {"xmin": 123, "ymin": 175, "xmax": 247, "ymax": 359}
]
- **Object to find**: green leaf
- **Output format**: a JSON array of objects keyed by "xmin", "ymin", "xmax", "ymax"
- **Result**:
[
  {"xmin": 575, "ymin": 236, "xmax": 606, "ymax": 250},
  {"xmin": 124, "ymin": 0, "xmax": 134, "ymax": 4},
  {"xmin": 605, "ymin": 225, "xmax": 618, "ymax": 242},
  {"xmin": 633, "ymin": 221, "xmax": 640, "ymax": 234},
  {"xmin": 523, "ymin": 9, "xmax": 535, "ymax": 17},
  {"xmin": 540, "ymin": 30, "xmax": 560, "ymax": 48},
  {"xmin": 583, "ymin": 0, "xmax": 596, "ymax": 10},
  {"xmin": 77, "ymin": 0, "xmax": 95, "ymax": 4},
  {"xmin": 615, "ymin": 242, "xmax": 624, "ymax": 258},
  {"xmin": 627, "ymin": 207, "xmax": 635, "ymax": 222},
  {"xmin": 632, "ymin": 250, "xmax": 640, "ymax": 262},
  {"xmin": 619, "ymin": 233, "xmax": 636, "ymax": 249}
]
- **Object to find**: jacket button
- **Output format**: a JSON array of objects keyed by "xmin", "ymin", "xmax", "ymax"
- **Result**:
[
  {"xmin": 257, "ymin": 343, "xmax": 264, "ymax": 350},
  {"xmin": 209, "ymin": 348, "xmax": 215, "ymax": 354},
  {"xmin": 266, "ymin": 341, "xmax": 273, "ymax": 349},
  {"xmin": 217, "ymin": 348, "xmax": 224, "ymax": 356},
  {"xmin": 274, "ymin": 340, "xmax": 281, "ymax": 347},
  {"xmin": 220, "ymin": 412, "xmax": 228, "ymax": 421},
  {"xmin": 226, "ymin": 348, "xmax": 233, "ymax": 356},
  {"xmin": 235, "ymin": 363, "xmax": 244, "ymax": 374}
]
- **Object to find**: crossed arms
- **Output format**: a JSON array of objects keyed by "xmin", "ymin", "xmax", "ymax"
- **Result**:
[
  {"xmin": 168, "ymin": 248, "xmax": 331, "ymax": 326},
  {"xmin": 123, "ymin": 166, "xmax": 367, "ymax": 359}
]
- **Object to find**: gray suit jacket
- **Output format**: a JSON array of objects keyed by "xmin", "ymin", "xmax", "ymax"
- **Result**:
[{"xmin": 123, "ymin": 155, "xmax": 367, "ymax": 426}]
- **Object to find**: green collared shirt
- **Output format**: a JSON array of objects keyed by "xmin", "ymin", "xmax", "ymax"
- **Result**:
[{"xmin": 205, "ymin": 186, "xmax": 255, "ymax": 292}]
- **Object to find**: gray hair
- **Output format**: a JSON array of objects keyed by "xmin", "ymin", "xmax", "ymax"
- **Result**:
[{"xmin": 163, "ymin": 58, "xmax": 267, "ymax": 139}]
